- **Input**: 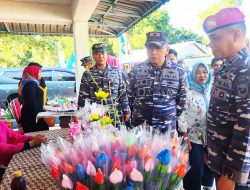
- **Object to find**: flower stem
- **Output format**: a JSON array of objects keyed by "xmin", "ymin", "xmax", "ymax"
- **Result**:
[{"xmin": 86, "ymin": 69, "xmax": 100, "ymax": 89}]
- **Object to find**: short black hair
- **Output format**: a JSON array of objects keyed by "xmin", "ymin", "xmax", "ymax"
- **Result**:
[
  {"xmin": 227, "ymin": 23, "xmax": 246, "ymax": 35},
  {"xmin": 211, "ymin": 58, "xmax": 223, "ymax": 67},
  {"xmin": 28, "ymin": 62, "xmax": 42, "ymax": 68},
  {"xmin": 168, "ymin": 49, "xmax": 178, "ymax": 57}
]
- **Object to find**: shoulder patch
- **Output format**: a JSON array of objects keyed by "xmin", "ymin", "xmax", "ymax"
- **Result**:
[{"xmin": 237, "ymin": 83, "xmax": 248, "ymax": 98}]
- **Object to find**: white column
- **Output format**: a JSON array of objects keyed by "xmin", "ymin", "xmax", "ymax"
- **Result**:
[{"xmin": 73, "ymin": 20, "xmax": 89, "ymax": 95}]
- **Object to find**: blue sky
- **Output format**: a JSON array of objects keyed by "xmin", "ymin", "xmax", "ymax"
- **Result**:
[{"xmin": 163, "ymin": 0, "xmax": 250, "ymax": 37}]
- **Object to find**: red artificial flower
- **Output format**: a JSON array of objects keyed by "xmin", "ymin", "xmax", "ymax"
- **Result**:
[
  {"xmin": 94, "ymin": 168, "xmax": 104, "ymax": 185},
  {"xmin": 76, "ymin": 182, "xmax": 89, "ymax": 190},
  {"xmin": 128, "ymin": 144, "xmax": 137, "ymax": 157},
  {"xmin": 51, "ymin": 164, "xmax": 60, "ymax": 180},
  {"xmin": 61, "ymin": 162, "xmax": 74, "ymax": 174}
]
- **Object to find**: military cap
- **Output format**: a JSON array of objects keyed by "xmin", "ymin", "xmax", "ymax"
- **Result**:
[
  {"xmin": 92, "ymin": 43, "xmax": 107, "ymax": 53},
  {"xmin": 80, "ymin": 56, "xmax": 92, "ymax": 66},
  {"xmin": 203, "ymin": 8, "xmax": 245, "ymax": 34},
  {"xmin": 145, "ymin": 32, "xmax": 168, "ymax": 47}
]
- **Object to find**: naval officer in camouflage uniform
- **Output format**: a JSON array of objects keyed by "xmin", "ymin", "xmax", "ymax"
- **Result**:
[
  {"xmin": 78, "ymin": 43, "xmax": 130, "ymax": 125},
  {"xmin": 203, "ymin": 8, "xmax": 250, "ymax": 190},
  {"xmin": 127, "ymin": 32, "xmax": 187, "ymax": 133},
  {"xmin": 80, "ymin": 56, "xmax": 94, "ymax": 70}
]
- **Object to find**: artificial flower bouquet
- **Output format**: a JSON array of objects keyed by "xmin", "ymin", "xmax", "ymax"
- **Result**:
[
  {"xmin": 75, "ymin": 99, "xmax": 114, "ymax": 130},
  {"xmin": 41, "ymin": 125, "xmax": 189, "ymax": 190}
]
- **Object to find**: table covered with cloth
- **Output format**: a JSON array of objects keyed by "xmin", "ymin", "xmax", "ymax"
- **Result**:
[{"xmin": 0, "ymin": 128, "xmax": 71, "ymax": 190}]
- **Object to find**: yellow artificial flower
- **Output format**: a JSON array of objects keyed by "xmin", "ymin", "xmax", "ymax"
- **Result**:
[
  {"xmin": 103, "ymin": 116, "xmax": 113, "ymax": 124},
  {"xmin": 90, "ymin": 113, "xmax": 100, "ymax": 121},
  {"xmin": 95, "ymin": 90, "xmax": 109, "ymax": 100},
  {"xmin": 100, "ymin": 116, "xmax": 113, "ymax": 128}
]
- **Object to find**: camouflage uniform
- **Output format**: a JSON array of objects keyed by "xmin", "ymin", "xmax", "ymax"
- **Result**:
[
  {"xmin": 207, "ymin": 48, "xmax": 250, "ymax": 186},
  {"xmin": 127, "ymin": 59, "xmax": 187, "ymax": 133},
  {"xmin": 78, "ymin": 64, "xmax": 130, "ymax": 121}
]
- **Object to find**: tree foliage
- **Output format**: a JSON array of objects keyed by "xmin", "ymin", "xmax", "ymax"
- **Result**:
[
  {"xmin": 1, "ymin": 8, "xmax": 204, "ymax": 68},
  {"xmin": 198, "ymin": 0, "xmax": 243, "ymax": 44},
  {"xmin": 199, "ymin": 0, "xmax": 243, "ymax": 28},
  {"xmin": 88, "ymin": 37, "xmax": 120, "ymax": 56},
  {"xmin": 60, "ymin": 37, "xmax": 74, "ymax": 61},
  {"xmin": 127, "ymin": 9, "xmax": 203, "ymax": 49},
  {"xmin": 0, "ymin": 34, "xmax": 60, "ymax": 68}
]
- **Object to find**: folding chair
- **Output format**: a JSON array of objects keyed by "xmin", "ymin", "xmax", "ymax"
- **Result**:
[{"xmin": 9, "ymin": 98, "xmax": 22, "ymax": 132}]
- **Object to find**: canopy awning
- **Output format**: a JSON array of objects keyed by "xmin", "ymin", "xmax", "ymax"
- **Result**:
[
  {"xmin": 89, "ymin": 0, "xmax": 169, "ymax": 37},
  {"xmin": 0, "ymin": 0, "xmax": 169, "ymax": 37}
]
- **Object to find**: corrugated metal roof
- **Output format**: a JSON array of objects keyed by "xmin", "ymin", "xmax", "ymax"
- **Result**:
[
  {"xmin": 89, "ymin": 0, "xmax": 169, "ymax": 37},
  {"xmin": 0, "ymin": 23, "xmax": 73, "ymax": 35},
  {"xmin": 0, "ymin": 0, "xmax": 169, "ymax": 37}
]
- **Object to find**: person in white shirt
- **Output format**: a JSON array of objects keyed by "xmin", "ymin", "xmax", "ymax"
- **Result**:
[{"xmin": 178, "ymin": 62, "xmax": 214, "ymax": 190}]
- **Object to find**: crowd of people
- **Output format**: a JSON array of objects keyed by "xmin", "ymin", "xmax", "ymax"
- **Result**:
[{"xmin": 0, "ymin": 7, "xmax": 249, "ymax": 190}]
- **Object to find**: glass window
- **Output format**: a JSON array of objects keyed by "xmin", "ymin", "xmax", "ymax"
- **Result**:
[
  {"xmin": 56, "ymin": 71, "xmax": 75, "ymax": 81},
  {"xmin": 41, "ymin": 70, "xmax": 53, "ymax": 81},
  {"xmin": 3, "ymin": 71, "xmax": 22, "ymax": 80}
]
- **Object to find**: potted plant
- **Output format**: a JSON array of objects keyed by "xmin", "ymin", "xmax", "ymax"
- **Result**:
[{"xmin": 2, "ymin": 107, "xmax": 15, "ymax": 128}]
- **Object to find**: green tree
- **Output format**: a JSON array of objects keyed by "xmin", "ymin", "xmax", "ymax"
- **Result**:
[
  {"xmin": 0, "ymin": 8, "xmax": 205, "ymax": 68},
  {"xmin": 60, "ymin": 37, "xmax": 74, "ymax": 61},
  {"xmin": 59, "ymin": 36, "xmax": 120, "ymax": 60},
  {"xmin": 0, "ymin": 34, "xmax": 60, "ymax": 68},
  {"xmin": 198, "ymin": 0, "xmax": 243, "ymax": 44},
  {"xmin": 126, "ymin": 9, "xmax": 203, "ymax": 49},
  {"xmin": 89, "ymin": 37, "xmax": 120, "ymax": 56},
  {"xmin": 199, "ymin": 0, "xmax": 243, "ymax": 28}
]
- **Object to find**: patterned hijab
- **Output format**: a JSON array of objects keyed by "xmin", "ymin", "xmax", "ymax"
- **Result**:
[
  {"xmin": 21, "ymin": 66, "xmax": 41, "ymax": 95},
  {"xmin": 22, "ymin": 65, "xmax": 41, "ymax": 81},
  {"xmin": 188, "ymin": 62, "xmax": 212, "ymax": 94}
]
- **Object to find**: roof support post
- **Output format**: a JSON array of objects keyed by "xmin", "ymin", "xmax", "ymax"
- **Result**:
[{"xmin": 73, "ymin": 20, "xmax": 89, "ymax": 95}]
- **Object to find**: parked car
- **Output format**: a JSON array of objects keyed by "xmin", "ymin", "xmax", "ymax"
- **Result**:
[{"xmin": 0, "ymin": 68, "xmax": 76, "ymax": 107}]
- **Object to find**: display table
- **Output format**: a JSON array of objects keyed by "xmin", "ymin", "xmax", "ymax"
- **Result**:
[
  {"xmin": 36, "ymin": 111, "xmax": 75, "ymax": 122},
  {"xmin": 0, "ymin": 128, "xmax": 71, "ymax": 190},
  {"xmin": 36, "ymin": 105, "xmax": 76, "ymax": 128}
]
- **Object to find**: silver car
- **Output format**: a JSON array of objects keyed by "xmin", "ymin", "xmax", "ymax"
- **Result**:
[{"xmin": 0, "ymin": 68, "xmax": 76, "ymax": 106}]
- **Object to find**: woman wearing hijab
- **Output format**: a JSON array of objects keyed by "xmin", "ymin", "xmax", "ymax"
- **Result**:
[
  {"xmin": 178, "ymin": 62, "xmax": 214, "ymax": 190},
  {"xmin": 20, "ymin": 65, "xmax": 49, "ymax": 133},
  {"xmin": 18, "ymin": 62, "xmax": 47, "ymax": 105}
]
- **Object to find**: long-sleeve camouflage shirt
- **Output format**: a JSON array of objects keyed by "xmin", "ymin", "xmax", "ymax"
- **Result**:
[
  {"xmin": 78, "ymin": 64, "xmax": 130, "ymax": 116},
  {"xmin": 207, "ymin": 48, "xmax": 250, "ymax": 184},
  {"xmin": 127, "ymin": 59, "xmax": 187, "ymax": 133}
]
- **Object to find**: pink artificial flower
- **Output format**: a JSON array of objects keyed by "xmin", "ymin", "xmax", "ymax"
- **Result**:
[
  {"xmin": 86, "ymin": 160, "xmax": 96, "ymax": 176},
  {"xmin": 144, "ymin": 157, "xmax": 155, "ymax": 172},
  {"xmin": 130, "ymin": 168, "xmax": 143, "ymax": 182},
  {"xmin": 109, "ymin": 168, "xmax": 123, "ymax": 184},
  {"xmin": 61, "ymin": 174, "xmax": 73, "ymax": 189}
]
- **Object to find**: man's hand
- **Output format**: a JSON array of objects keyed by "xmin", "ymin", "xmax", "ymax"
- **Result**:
[
  {"xmin": 123, "ymin": 114, "xmax": 130, "ymax": 122},
  {"xmin": 29, "ymin": 134, "xmax": 47, "ymax": 148},
  {"xmin": 217, "ymin": 175, "xmax": 235, "ymax": 190}
]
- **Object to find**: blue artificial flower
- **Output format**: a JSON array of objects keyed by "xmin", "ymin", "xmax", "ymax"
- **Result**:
[
  {"xmin": 125, "ymin": 182, "xmax": 134, "ymax": 190},
  {"xmin": 157, "ymin": 149, "xmax": 171, "ymax": 165},
  {"xmin": 75, "ymin": 164, "xmax": 85, "ymax": 181},
  {"xmin": 96, "ymin": 152, "xmax": 108, "ymax": 167}
]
